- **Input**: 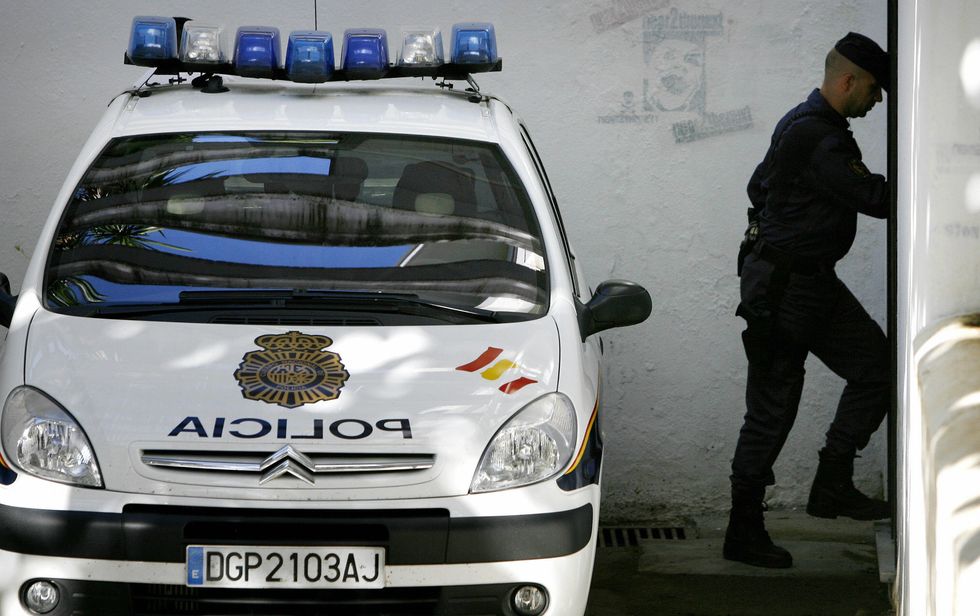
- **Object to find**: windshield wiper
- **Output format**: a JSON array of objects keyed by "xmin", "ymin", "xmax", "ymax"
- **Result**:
[
  {"xmin": 179, "ymin": 289, "xmax": 418, "ymax": 305},
  {"xmin": 172, "ymin": 289, "xmax": 507, "ymax": 323},
  {"xmin": 58, "ymin": 290, "xmax": 518, "ymax": 323}
]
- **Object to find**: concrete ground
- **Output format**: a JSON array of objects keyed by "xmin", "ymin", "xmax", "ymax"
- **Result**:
[{"xmin": 586, "ymin": 510, "xmax": 894, "ymax": 616}]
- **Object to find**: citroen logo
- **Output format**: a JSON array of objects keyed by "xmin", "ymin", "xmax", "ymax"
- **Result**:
[{"xmin": 259, "ymin": 445, "xmax": 316, "ymax": 485}]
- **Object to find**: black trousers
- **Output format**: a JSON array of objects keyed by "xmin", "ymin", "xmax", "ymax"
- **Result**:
[{"xmin": 731, "ymin": 254, "xmax": 889, "ymax": 497}]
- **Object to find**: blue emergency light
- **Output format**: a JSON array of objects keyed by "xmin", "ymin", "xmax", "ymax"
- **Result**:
[
  {"xmin": 451, "ymin": 23, "xmax": 497, "ymax": 64},
  {"xmin": 285, "ymin": 31, "xmax": 335, "ymax": 83},
  {"xmin": 127, "ymin": 16, "xmax": 178, "ymax": 64},
  {"xmin": 234, "ymin": 26, "xmax": 281, "ymax": 78},
  {"xmin": 341, "ymin": 29, "xmax": 389, "ymax": 74}
]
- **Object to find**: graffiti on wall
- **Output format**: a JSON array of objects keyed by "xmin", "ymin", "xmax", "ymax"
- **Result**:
[
  {"xmin": 591, "ymin": 0, "xmax": 670, "ymax": 34},
  {"xmin": 595, "ymin": 3, "xmax": 752, "ymax": 143}
]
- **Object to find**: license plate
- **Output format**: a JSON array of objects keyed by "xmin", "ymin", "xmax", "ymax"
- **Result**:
[{"xmin": 186, "ymin": 545, "xmax": 385, "ymax": 588}]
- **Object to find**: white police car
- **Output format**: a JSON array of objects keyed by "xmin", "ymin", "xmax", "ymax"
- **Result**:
[{"xmin": 0, "ymin": 17, "xmax": 650, "ymax": 616}]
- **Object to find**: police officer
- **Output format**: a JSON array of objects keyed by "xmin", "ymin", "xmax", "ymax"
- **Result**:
[{"xmin": 725, "ymin": 33, "xmax": 890, "ymax": 569}]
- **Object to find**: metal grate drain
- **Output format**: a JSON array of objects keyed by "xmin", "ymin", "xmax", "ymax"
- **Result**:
[{"xmin": 598, "ymin": 526, "xmax": 689, "ymax": 548}]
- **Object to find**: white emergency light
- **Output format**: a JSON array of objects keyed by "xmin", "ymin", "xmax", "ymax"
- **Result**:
[
  {"xmin": 181, "ymin": 24, "xmax": 224, "ymax": 64},
  {"xmin": 397, "ymin": 28, "xmax": 444, "ymax": 67}
]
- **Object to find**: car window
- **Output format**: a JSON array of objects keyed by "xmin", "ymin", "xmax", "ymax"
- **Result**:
[
  {"xmin": 519, "ymin": 126, "xmax": 581, "ymax": 298},
  {"xmin": 44, "ymin": 131, "xmax": 548, "ymax": 321}
]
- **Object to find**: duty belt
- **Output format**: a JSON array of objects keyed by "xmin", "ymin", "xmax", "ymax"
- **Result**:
[{"xmin": 754, "ymin": 241, "xmax": 833, "ymax": 275}]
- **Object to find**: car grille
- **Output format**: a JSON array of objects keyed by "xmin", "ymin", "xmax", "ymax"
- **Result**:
[
  {"xmin": 131, "ymin": 585, "xmax": 445, "ymax": 615},
  {"xmin": 119, "ymin": 505, "xmax": 452, "ymax": 565},
  {"xmin": 140, "ymin": 447, "xmax": 435, "ymax": 486},
  {"xmin": 46, "ymin": 580, "xmax": 514, "ymax": 616}
]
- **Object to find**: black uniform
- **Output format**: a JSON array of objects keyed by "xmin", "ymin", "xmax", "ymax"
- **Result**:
[{"xmin": 731, "ymin": 88, "xmax": 889, "ymax": 499}]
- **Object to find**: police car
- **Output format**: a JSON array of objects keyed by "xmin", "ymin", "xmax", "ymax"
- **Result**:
[{"xmin": 0, "ymin": 17, "xmax": 650, "ymax": 616}]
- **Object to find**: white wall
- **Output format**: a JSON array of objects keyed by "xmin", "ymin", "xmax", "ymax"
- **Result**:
[{"xmin": 0, "ymin": 0, "xmax": 888, "ymax": 519}]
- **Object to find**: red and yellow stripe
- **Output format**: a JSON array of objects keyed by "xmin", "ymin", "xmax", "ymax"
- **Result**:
[
  {"xmin": 456, "ymin": 347, "xmax": 538, "ymax": 394},
  {"xmin": 456, "ymin": 347, "xmax": 503, "ymax": 372},
  {"xmin": 564, "ymin": 396, "xmax": 599, "ymax": 475}
]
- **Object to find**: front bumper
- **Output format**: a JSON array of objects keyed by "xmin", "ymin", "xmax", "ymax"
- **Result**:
[
  {"xmin": 2, "ymin": 576, "xmax": 576, "ymax": 616},
  {"xmin": 0, "ymin": 502, "xmax": 592, "ymax": 565},
  {"xmin": 0, "ymin": 502, "xmax": 596, "ymax": 616}
]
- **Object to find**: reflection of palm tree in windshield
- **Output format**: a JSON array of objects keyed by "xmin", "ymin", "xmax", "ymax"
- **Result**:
[
  {"xmin": 58, "ymin": 178, "xmax": 192, "ymax": 252},
  {"xmin": 82, "ymin": 224, "xmax": 189, "ymax": 252},
  {"xmin": 55, "ymin": 223, "xmax": 189, "ymax": 253},
  {"xmin": 48, "ymin": 276, "xmax": 105, "ymax": 308},
  {"xmin": 50, "ymin": 224, "xmax": 190, "ymax": 306},
  {"xmin": 52, "ymin": 180, "xmax": 191, "ymax": 306}
]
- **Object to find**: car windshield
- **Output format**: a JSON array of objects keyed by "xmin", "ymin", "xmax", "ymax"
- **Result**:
[{"xmin": 44, "ymin": 131, "xmax": 548, "ymax": 322}]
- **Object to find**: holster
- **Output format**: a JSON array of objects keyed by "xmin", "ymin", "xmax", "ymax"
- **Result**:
[
  {"xmin": 737, "ymin": 207, "xmax": 759, "ymax": 277},
  {"xmin": 736, "ymin": 303, "xmax": 774, "ymax": 368}
]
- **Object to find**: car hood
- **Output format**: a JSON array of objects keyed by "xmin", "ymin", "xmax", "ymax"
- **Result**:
[{"xmin": 23, "ymin": 311, "xmax": 559, "ymax": 500}]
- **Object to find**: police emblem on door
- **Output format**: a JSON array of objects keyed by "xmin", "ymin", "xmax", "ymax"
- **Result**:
[{"xmin": 235, "ymin": 331, "xmax": 350, "ymax": 408}]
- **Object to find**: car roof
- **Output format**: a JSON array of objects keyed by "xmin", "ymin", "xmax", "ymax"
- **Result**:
[{"xmin": 111, "ymin": 76, "xmax": 504, "ymax": 143}]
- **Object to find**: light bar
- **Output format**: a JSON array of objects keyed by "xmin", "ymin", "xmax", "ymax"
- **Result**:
[
  {"xmin": 125, "ymin": 16, "xmax": 502, "ymax": 82},
  {"xmin": 342, "ymin": 28, "xmax": 389, "ymax": 74},
  {"xmin": 285, "ymin": 31, "xmax": 335, "ymax": 83},
  {"xmin": 234, "ymin": 26, "xmax": 281, "ymax": 78},
  {"xmin": 397, "ymin": 28, "xmax": 444, "ymax": 67},
  {"xmin": 181, "ymin": 24, "xmax": 224, "ymax": 64},
  {"xmin": 127, "ymin": 16, "xmax": 177, "ymax": 65},
  {"xmin": 451, "ymin": 22, "xmax": 497, "ymax": 64}
]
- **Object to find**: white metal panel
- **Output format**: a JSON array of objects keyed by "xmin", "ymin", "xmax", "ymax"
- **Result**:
[
  {"xmin": 898, "ymin": 0, "xmax": 980, "ymax": 614},
  {"xmin": 901, "ymin": 4, "xmax": 980, "ymax": 329},
  {"xmin": 21, "ymin": 311, "xmax": 561, "ymax": 500}
]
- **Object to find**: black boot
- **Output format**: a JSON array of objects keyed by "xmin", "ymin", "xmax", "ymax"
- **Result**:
[
  {"xmin": 723, "ymin": 498, "xmax": 793, "ymax": 568},
  {"xmin": 806, "ymin": 453, "xmax": 889, "ymax": 520}
]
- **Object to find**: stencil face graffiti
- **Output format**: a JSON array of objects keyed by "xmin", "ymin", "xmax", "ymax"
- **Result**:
[
  {"xmin": 597, "ymin": 3, "xmax": 752, "ymax": 142},
  {"xmin": 643, "ymin": 17, "xmax": 715, "ymax": 113}
]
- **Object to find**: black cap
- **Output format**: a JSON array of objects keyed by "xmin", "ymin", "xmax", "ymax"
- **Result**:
[{"xmin": 835, "ymin": 32, "xmax": 890, "ymax": 91}]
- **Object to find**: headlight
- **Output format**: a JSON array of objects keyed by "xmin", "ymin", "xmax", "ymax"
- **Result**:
[
  {"xmin": 1, "ymin": 387, "xmax": 103, "ymax": 488},
  {"xmin": 470, "ymin": 393, "xmax": 577, "ymax": 493}
]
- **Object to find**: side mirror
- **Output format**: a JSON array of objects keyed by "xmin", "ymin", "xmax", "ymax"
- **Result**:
[
  {"xmin": 0, "ymin": 273, "xmax": 15, "ymax": 328},
  {"xmin": 577, "ymin": 279, "xmax": 652, "ymax": 341}
]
